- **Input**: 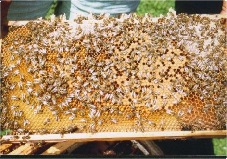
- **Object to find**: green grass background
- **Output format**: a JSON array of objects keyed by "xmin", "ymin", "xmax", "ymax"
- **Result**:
[{"xmin": 1, "ymin": 0, "xmax": 226, "ymax": 156}]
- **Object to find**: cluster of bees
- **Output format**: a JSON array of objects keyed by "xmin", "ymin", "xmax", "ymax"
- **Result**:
[{"xmin": 1, "ymin": 12, "xmax": 226, "ymax": 136}]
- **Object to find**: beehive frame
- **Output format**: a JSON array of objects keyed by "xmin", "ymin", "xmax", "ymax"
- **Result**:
[{"xmin": 1, "ymin": 12, "xmax": 226, "ymax": 143}]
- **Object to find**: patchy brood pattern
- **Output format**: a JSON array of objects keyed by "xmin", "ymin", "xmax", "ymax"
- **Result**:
[{"xmin": 1, "ymin": 12, "xmax": 226, "ymax": 135}]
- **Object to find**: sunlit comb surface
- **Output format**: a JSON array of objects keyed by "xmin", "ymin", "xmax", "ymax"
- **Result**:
[{"xmin": 1, "ymin": 11, "xmax": 226, "ymax": 135}]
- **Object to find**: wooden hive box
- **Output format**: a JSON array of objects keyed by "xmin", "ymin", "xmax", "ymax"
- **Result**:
[{"xmin": 0, "ymin": 12, "xmax": 226, "ymax": 145}]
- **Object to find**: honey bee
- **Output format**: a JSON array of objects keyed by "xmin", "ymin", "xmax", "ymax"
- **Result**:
[
  {"xmin": 38, "ymin": 128, "xmax": 49, "ymax": 135},
  {"xmin": 23, "ymin": 119, "xmax": 30, "ymax": 127},
  {"xmin": 17, "ymin": 128, "xmax": 25, "ymax": 134},
  {"xmin": 110, "ymin": 118, "xmax": 118, "ymax": 124},
  {"xmin": 89, "ymin": 122, "xmax": 97, "ymax": 133},
  {"xmin": 9, "ymin": 83, "xmax": 16, "ymax": 90},
  {"xmin": 10, "ymin": 105, "xmax": 19, "ymax": 110},
  {"xmin": 43, "ymin": 118, "xmax": 50, "ymax": 125},
  {"xmin": 69, "ymin": 114, "xmax": 75, "ymax": 121},
  {"xmin": 166, "ymin": 108, "xmax": 174, "ymax": 115},
  {"xmin": 66, "ymin": 125, "xmax": 79, "ymax": 133},
  {"xmin": 177, "ymin": 110, "xmax": 184, "ymax": 117},
  {"xmin": 13, "ymin": 135, "xmax": 20, "ymax": 140},
  {"xmin": 2, "ymin": 71, "xmax": 9, "ymax": 78},
  {"xmin": 22, "ymin": 135, "xmax": 30, "ymax": 140},
  {"xmin": 11, "ymin": 95, "xmax": 20, "ymax": 101}
]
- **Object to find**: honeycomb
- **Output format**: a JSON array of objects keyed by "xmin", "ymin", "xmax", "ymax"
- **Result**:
[{"xmin": 1, "ymin": 12, "xmax": 226, "ymax": 135}]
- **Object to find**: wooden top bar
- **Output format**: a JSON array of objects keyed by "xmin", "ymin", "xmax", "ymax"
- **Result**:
[{"xmin": 6, "ymin": 14, "xmax": 226, "ymax": 27}]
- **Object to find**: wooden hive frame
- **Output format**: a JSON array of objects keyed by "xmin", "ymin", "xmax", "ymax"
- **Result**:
[
  {"xmin": 0, "ymin": 13, "xmax": 227, "ymax": 144},
  {"xmin": 1, "ymin": 130, "xmax": 226, "ymax": 143},
  {"xmin": 0, "ymin": 141, "xmax": 84, "ymax": 155}
]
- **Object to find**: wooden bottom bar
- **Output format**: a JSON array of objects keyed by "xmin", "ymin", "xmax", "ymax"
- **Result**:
[{"xmin": 1, "ymin": 130, "xmax": 226, "ymax": 143}]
